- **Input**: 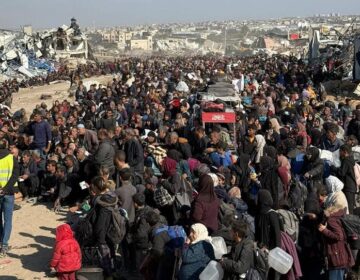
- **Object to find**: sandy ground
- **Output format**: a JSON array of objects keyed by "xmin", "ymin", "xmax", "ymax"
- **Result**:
[
  {"xmin": 0, "ymin": 202, "xmax": 69, "ymax": 280},
  {"xmin": 1, "ymin": 76, "xmax": 113, "ymax": 280},
  {"xmin": 11, "ymin": 75, "xmax": 113, "ymax": 114},
  {"xmin": 2, "ymin": 76, "xmax": 359, "ymax": 279}
]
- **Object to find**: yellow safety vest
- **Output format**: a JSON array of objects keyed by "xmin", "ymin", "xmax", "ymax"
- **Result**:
[{"xmin": 0, "ymin": 154, "xmax": 17, "ymax": 188}]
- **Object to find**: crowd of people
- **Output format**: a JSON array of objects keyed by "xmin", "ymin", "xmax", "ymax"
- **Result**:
[{"xmin": 0, "ymin": 54, "xmax": 359, "ymax": 280}]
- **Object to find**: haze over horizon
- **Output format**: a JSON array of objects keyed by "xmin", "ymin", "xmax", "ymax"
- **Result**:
[{"xmin": 1, "ymin": 0, "xmax": 360, "ymax": 29}]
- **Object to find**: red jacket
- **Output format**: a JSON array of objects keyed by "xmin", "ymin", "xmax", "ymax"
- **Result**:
[
  {"xmin": 50, "ymin": 224, "xmax": 82, "ymax": 272},
  {"xmin": 321, "ymin": 207, "xmax": 354, "ymax": 269}
]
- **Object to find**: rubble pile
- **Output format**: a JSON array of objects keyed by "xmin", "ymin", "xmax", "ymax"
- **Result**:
[{"xmin": 0, "ymin": 18, "xmax": 90, "ymax": 82}]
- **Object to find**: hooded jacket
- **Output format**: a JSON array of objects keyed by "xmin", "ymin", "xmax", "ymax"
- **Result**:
[
  {"xmin": 94, "ymin": 138, "xmax": 115, "ymax": 173},
  {"xmin": 321, "ymin": 207, "xmax": 354, "ymax": 269},
  {"xmin": 325, "ymin": 176, "xmax": 349, "ymax": 213},
  {"xmin": 92, "ymin": 192, "xmax": 118, "ymax": 245},
  {"xmin": 304, "ymin": 147, "xmax": 324, "ymax": 185},
  {"xmin": 222, "ymin": 238, "xmax": 254, "ymax": 280},
  {"xmin": 124, "ymin": 138, "xmax": 144, "ymax": 174},
  {"xmin": 336, "ymin": 156, "xmax": 357, "ymax": 193},
  {"xmin": 50, "ymin": 224, "xmax": 81, "ymax": 272}
]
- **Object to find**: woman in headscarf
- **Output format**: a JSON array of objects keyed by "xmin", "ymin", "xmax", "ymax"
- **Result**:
[
  {"xmin": 319, "ymin": 205, "xmax": 354, "ymax": 280},
  {"xmin": 267, "ymin": 95, "xmax": 276, "ymax": 115},
  {"xmin": 161, "ymin": 156, "xmax": 177, "ymax": 178},
  {"xmin": 296, "ymin": 121, "xmax": 311, "ymax": 150},
  {"xmin": 324, "ymin": 176, "xmax": 349, "ymax": 214},
  {"xmin": 178, "ymin": 223, "xmax": 215, "ymax": 280},
  {"xmin": 255, "ymin": 189, "xmax": 282, "ymax": 280},
  {"xmin": 230, "ymin": 153, "xmax": 251, "ymax": 194},
  {"xmin": 255, "ymin": 134, "xmax": 266, "ymax": 164},
  {"xmin": 264, "ymin": 145, "xmax": 291, "ymax": 192},
  {"xmin": 265, "ymin": 118, "xmax": 281, "ymax": 148},
  {"xmin": 191, "ymin": 174, "xmax": 220, "ymax": 234},
  {"xmin": 259, "ymin": 156, "xmax": 283, "ymax": 209}
]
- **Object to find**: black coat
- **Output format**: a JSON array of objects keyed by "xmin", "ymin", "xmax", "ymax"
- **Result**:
[
  {"xmin": 347, "ymin": 118, "xmax": 360, "ymax": 143},
  {"xmin": 304, "ymin": 157, "xmax": 324, "ymax": 186},
  {"xmin": 94, "ymin": 139, "xmax": 115, "ymax": 173},
  {"xmin": 124, "ymin": 138, "xmax": 144, "ymax": 174},
  {"xmin": 91, "ymin": 192, "xmax": 118, "ymax": 245},
  {"xmin": 255, "ymin": 190, "xmax": 282, "ymax": 250},
  {"xmin": 336, "ymin": 156, "xmax": 357, "ymax": 193},
  {"xmin": 222, "ymin": 238, "xmax": 254, "ymax": 280}
]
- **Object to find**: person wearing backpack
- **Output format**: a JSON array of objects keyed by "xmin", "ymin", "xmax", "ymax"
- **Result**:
[
  {"xmin": 90, "ymin": 176, "xmax": 119, "ymax": 278},
  {"xmin": 140, "ymin": 211, "xmax": 174, "ymax": 280},
  {"xmin": 220, "ymin": 220, "xmax": 254, "ymax": 280},
  {"xmin": 114, "ymin": 168, "xmax": 137, "ymax": 272},
  {"xmin": 127, "ymin": 193, "xmax": 153, "ymax": 275},
  {"xmin": 228, "ymin": 187, "xmax": 255, "ymax": 238},
  {"xmin": 318, "ymin": 205, "xmax": 355, "ymax": 280},
  {"xmin": 255, "ymin": 189, "xmax": 281, "ymax": 280},
  {"xmin": 298, "ymin": 189, "xmax": 325, "ymax": 280},
  {"xmin": 114, "ymin": 168, "xmax": 137, "ymax": 224}
]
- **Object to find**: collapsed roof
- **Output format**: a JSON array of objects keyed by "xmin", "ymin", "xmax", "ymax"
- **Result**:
[{"xmin": 0, "ymin": 18, "xmax": 91, "ymax": 81}]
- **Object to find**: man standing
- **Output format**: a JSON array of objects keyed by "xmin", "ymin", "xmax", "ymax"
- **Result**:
[
  {"xmin": 29, "ymin": 110, "xmax": 52, "ymax": 156},
  {"xmin": 77, "ymin": 124, "xmax": 99, "ymax": 156},
  {"xmin": 334, "ymin": 144, "xmax": 357, "ymax": 214},
  {"xmin": 124, "ymin": 128, "xmax": 144, "ymax": 175},
  {"xmin": 0, "ymin": 139, "xmax": 20, "ymax": 257}
]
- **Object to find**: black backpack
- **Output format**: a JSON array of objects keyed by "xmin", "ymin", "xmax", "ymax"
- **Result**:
[
  {"xmin": 245, "ymin": 244, "xmax": 269, "ymax": 280},
  {"xmin": 340, "ymin": 214, "xmax": 360, "ymax": 249},
  {"xmin": 106, "ymin": 207, "xmax": 127, "ymax": 245},
  {"xmin": 288, "ymin": 179, "xmax": 308, "ymax": 217},
  {"xmin": 237, "ymin": 212, "xmax": 255, "ymax": 237},
  {"xmin": 218, "ymin": 201, "xmax": 237, "ymax": 226},
  {"xmin": 75, "ymin": 209, "xmax": 96, "ymax": 247}
]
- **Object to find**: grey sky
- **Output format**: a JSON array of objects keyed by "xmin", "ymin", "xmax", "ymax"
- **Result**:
[{"xmin": 1, "ymin": 0, "xmax": 360, "ymax": 29}]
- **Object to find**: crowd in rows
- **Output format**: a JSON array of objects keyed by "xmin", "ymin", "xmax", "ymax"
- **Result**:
[{"xmin": 0, "ymin": 54, "xmax": 360, "ymax": 280}]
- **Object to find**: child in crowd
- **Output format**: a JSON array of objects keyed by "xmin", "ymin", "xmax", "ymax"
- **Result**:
[{"xmin": 50, "ymin": 224, "xmax": 82, "ymax": 280}]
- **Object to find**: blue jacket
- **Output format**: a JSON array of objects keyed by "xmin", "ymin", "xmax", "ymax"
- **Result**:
[
  {"xmin": 211, "ymin": 151, "xmax": 232, "ymax": 168},
  {"xmin": 178, "ymin": 240, "xmax": 215, "ymax": 280},
  {"xmin": 29, "ymin": 120, "xmax": 52, "ymax": 149}
]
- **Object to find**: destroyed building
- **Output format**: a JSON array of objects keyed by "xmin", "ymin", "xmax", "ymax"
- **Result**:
[{"xmin": 0, "ymin": 18, "xmax": 91, "ymax": 82}]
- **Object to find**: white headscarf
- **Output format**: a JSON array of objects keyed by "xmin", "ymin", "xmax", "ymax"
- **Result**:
[
  {"xmin": 208, "ymin": 173, "xmax": 219, "ymax": 187},
  {"xmin": 325, "ymin": 175, "xmax": 344, "ymax": 193},
  {"xmin": 255, "ymin": 134, "xmax": 266, "ymax": 164},
  {"xmin": 191, "ymin": 223, "xmax": 212, "ymax": 244},
  {"xmin": 324, "ymin": 175, "xmax": 349, "ymax": 213}
]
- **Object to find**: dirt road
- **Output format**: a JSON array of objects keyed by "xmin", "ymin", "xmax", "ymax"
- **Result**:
[
  {"xmin": 11, "ymin": 75, "xmax": 113, "ymax": 114},
  {"xmin": 0, "ymin": 75, "xmax": 113, "ymax": 280},
  {"xmin": 0, "ymin": 202, "xmax": 67, "ymax": 279}
]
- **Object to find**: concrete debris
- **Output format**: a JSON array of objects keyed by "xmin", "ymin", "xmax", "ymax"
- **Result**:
[{"xmin": 0, "ymin": 18, "xmax": 92, "ymax": 82}]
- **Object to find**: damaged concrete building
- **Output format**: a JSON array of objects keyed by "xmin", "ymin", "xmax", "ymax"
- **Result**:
[{"xmin": 0, "ymin": 18, "xmax": 91, "ymax": 82}]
